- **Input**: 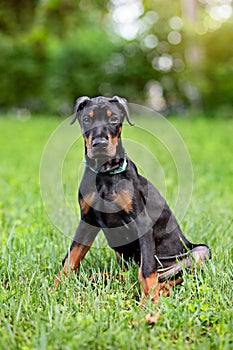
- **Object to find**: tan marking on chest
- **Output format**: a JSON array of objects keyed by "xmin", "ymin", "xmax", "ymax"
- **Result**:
[
  {"xmin": 80, "ymin": 192, "xmax": 96, "ymax": 215},
  {"xmin": 113, "ymin": 190, "xmax": 132, "ymax": 213}
]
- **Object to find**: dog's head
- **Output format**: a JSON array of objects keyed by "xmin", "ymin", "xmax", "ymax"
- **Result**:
[{"xmin": 71, "ymin": 96, "xmax": 134, "ymax": 159}]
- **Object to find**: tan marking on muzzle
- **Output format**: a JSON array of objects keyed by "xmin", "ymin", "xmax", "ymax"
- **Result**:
[
  {"xmin": 85, "ymin": 135, "xmax": 93, "ymax": 157},
  {"xmin": 109, "ymin": 134, "xmax": 118, "ymax": 147},
  {"xmin": 107, "ymin": 110, "xmax": 112, "ymax": 117}
]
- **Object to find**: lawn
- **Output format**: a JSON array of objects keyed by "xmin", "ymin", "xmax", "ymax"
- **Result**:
[{"xmin": 0, "ymin": 115, "xmax": 232, "ymax": 350}]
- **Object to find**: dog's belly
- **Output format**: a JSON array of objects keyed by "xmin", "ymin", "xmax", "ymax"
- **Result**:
[
  {"xmin": 93, "ymin": 209, "xmax": 139, "ymax": 248},
  {"xmin": 102, "ymin": 225, "xmax": 139, "ymax": 248}
]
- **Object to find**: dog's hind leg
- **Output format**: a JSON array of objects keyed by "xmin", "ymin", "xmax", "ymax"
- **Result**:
[
  {"xmin": 138, "ymin": 229, "xmax": 162, "ymax": 303},
  {"xmin": 157, "ymin": 244, "xmax": 211, "ymax": 282}
]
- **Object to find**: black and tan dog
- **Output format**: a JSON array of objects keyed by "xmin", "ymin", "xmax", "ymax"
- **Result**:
[{"xmin": 54, "ymin": 96, "xmax": 211, "ymax": 302}]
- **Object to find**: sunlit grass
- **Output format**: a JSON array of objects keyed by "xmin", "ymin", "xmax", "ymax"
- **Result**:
[{"xmin": 0, "ymin": 116, "xmax": 232, "ymax": 349}]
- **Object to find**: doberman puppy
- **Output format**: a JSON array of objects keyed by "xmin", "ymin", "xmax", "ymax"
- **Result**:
[{"xmin": 54, "ymin": 96, "xmax": 211, "ymax": 302}]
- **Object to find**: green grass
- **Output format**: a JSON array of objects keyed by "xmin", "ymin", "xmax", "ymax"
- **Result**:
[{"xmin": 0, "ymin": 115, "xmax": 232, "ymax": 350}]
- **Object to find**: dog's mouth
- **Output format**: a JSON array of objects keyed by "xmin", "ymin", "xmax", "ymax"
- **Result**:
[{"xmin": 91, "ymin": 147, "xmax": 115, "ymax": 159}]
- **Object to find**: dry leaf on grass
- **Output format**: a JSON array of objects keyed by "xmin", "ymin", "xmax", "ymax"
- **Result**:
[
  {"xmin": 129, "ymin": 320, "xmax": 136, "ymax": 328},
  {"xmin": 145, "ymin": 313, "xmax": 160, "ymax": 325}
]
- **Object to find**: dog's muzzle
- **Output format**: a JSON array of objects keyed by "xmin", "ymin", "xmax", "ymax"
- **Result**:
[{"xmin": 92, "ymin": 137, "xmax": 109, "ymax": 150}]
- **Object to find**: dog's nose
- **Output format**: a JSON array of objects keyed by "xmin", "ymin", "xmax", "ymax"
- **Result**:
[{"xmin": 92, "ymin": 137, "xmax": 108, "ymax": 149}]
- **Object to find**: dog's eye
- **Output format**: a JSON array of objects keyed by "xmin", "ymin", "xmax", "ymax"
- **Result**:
[
  {"xmin": 83, "ymin": 116, "xmax": 91, "ymax": 125},
  {"xmin": 109, "ymin": 115, "xmax": 120, "ymax": 124}
]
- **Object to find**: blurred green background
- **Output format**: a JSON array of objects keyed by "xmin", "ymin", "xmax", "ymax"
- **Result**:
[
  {"xmin": 0, "ymin": 0, "xmax": 232, "ymax": 117},
  {"xmin": 1, "ymin": 3, "xmax": 233, "ymax": 348}
]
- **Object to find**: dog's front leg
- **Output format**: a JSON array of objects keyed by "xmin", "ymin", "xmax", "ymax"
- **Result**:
[{"xmin": 54, "ymin": 221, "xmax": 99, "ymax": 288}]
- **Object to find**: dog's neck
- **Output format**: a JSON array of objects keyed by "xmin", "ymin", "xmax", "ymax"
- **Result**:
[{"xmin": 85, "ymin": 141, "xmax": 127, "ymax": 174}]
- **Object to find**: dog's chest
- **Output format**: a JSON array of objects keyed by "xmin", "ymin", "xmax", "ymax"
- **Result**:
[{"xmin": 95, "ymin": 181, "xmax": 133, "ymax": 214}]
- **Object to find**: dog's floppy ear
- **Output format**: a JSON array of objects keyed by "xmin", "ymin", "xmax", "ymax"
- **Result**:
[
  {"xmin": 70, "ymin": 96, "xmax": 90, "ymax": 125},
  {"xmin": 110, "ymin": 96, "xmax": 135, "ymax": 126}
]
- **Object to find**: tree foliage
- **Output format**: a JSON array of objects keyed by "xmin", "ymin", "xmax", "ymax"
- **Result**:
[{"xmin": 0, "ymin": 0, "xmax": 232, "ymax": 116}]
